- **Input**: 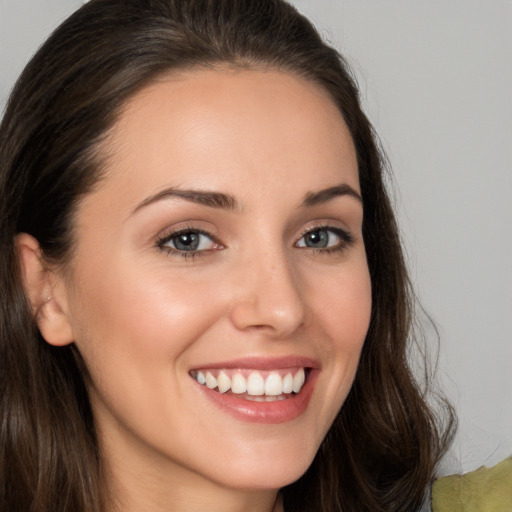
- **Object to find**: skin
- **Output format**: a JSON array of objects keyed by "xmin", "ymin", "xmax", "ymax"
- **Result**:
[{"xmin": 18, "ymin": 68, "xmax": 372, "ymax": 512}]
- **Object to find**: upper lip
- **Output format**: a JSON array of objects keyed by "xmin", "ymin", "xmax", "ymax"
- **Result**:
[{"xmin": 189, "ymin": 356, "xmax": 320, "ymax": 371}]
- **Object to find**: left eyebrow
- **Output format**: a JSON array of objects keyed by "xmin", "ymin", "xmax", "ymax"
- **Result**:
[{"xmin": 301, "ymin": 183, "xmax": 362, "ymax": 207}]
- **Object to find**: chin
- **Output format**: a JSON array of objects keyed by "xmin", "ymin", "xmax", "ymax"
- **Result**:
[{"xmin": 201, "ymin": 436, "xmax": 320, "ymax": 491}]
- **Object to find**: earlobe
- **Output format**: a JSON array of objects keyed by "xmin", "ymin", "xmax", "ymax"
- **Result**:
[{"xmin": 15, "ymin": 233, "xmax": 74, "ymax": 346}]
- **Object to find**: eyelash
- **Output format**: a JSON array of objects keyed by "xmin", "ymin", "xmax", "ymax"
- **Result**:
[
  {"xmin": 156, "ymin": 225, "xmax": 355, "ymax": 260},
  {"xmin": 296, "ymin": 226, "xmax": 355, "ymax": 255},
  {"xmin": 156, "ymin": 227, "xmax": 221, "ymax": 260}
]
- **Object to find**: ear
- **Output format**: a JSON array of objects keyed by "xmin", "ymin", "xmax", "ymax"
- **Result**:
[{"xmin": 15, "ymin": 233, "xmax": 74, "ymax": 346}]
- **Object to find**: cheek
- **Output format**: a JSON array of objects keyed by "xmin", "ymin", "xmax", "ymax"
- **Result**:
[
  {"xmin": 82, "ymin": 255, "xmax": 220, "ymax": 324},
  {"xmin": 310, "ymin": 259, "xmax": 372, "ymax": 350},
  {"xmin": 67, "ymin": 258, "xmax": 227, "ymax": 383},
  {"xmin": 305, "ymin": 259, "xmax": 372, "ymax": 416},
  {"xmin": 66, "ymin": 261, "xmax": 231, "ymax": 449}
]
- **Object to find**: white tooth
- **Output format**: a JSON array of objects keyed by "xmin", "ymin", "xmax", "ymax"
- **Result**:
[
  {"xmin": 292, "ymin": 368, "xmax": 305, "ymax": 393},
  {"xmin": 247, "ymin": 371, "xmax": 265, "ymax": 395},
  {"xmin": 217, "ymin": 371, "xmax": 231, "ymax": 393},
  {"xmin": 205, "ymin": 371, "xmax": 218, "ymax": 389},
  {"xmin": 282, "ymin": 373, "xmax": 293, "ymax": 394},
  {"xmin": 196, "ymin": 371, "xmax": 206, "ymax": 385},
  {"xmin": 264, "ymin": 372, "xmax": 283, "ymax": 396},
  {"xmin": 231, "ymin": 373, "xmax": 247, "ymax": 394}
]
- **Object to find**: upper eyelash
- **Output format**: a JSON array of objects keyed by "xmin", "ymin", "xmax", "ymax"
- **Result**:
[
  {"xmin": 156, "ymin": 227, "xmax": 221, "ymax": 259},
  {"xmin": 296, "ymin": 225, "xmax": 356, "ymax": 250},
  {"xmin": 156, "ymin": 224, "xmax": 355, "ymax": 260}
]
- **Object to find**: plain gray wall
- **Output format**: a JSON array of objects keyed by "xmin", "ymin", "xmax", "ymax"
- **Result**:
[{"xmin": 1, "ymin": 0, "xmax": 511, "ymax": 476}]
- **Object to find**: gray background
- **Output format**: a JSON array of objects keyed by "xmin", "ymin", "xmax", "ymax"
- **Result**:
[{"xmin": 1, "ymin": 0, "xmax": 511, "ymax": 476}]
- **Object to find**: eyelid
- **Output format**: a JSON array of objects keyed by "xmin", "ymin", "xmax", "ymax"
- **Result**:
[
  {"xmin": 155, "ymin": 221, "xmax": 221, "ymax": 245},
  {"xmin": 294, "ymin": 224, "xmax": 355, "ymax": 250},
  {"xmin": 156, "ymin": 225, "xmax": 224, "ymax": 258},
  {"xmin": 296, "ymin": 221, "xmax": 353, "ymax": 240},
  {"xmin": 154, "ymin": 221, "xmax": 355, "ymax": 260}
]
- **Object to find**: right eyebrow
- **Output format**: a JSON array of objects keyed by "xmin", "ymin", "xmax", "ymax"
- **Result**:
[{"xmin": 130, "ymin": 187, "xmax": 241, "ymax": 215}]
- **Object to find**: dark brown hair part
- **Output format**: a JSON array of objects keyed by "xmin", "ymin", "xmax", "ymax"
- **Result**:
[{"xmin": 0, "ymin": 1, "xmax": 455, "ymax": 511}]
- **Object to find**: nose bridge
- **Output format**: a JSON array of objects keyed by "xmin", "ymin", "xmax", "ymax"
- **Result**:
[{"xmin": 229, "ymin": 244, "xmax": 305, "ymax": 337}]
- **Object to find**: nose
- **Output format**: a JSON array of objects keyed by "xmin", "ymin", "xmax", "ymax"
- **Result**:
[{"xmin": 229, "ymin": 249, "xmax": 305, "ymax": 338}]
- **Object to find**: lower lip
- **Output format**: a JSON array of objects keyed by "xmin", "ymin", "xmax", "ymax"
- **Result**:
[{"xmin": 195, "ymin": 370, "xmax": 318, "ymax": 424}]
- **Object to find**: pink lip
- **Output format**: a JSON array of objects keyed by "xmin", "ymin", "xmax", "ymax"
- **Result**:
[
  {"xmin": 190, "ymin": 355, "xmax": 320, "ymax": 371},
  {"xmin": 191, "ymin": 356, "xmax": 320, "ymax": 424}
]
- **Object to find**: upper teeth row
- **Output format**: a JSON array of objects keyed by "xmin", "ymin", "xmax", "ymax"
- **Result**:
[{"xmin": 194, "ymin": 368, "xmax": 306, "ymax": 396}]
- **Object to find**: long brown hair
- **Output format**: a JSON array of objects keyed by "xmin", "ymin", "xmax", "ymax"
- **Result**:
[{"xmin": 0, "ymin": 1, "xmax": 455, "ymax": 510}]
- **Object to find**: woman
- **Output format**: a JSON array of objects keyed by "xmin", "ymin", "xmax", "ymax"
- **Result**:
[{"xmin": 0, "ymin": 0, "xmax": 454, "ymax": 510}]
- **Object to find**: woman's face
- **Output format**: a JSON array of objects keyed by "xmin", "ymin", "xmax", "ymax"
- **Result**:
[{"xmin": 54, "ymin": 69, "xmax": 372, "ymax": 495}]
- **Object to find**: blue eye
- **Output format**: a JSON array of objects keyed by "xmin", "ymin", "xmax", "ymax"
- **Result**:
[
  {"xmin": 295, "ymin": 227, "xmax": 353, "ymax": 251},
  {"xmin": 158, "ymin": 229, "xmax": 218, "ymax": 254}
]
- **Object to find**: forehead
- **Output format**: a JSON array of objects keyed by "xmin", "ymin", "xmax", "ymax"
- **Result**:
[{"xmin": 85, "ymin": 67, "xmax": 359, "ymax": 216}]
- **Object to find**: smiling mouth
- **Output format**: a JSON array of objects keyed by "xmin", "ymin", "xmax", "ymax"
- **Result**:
[{"xmin": 190, "ymin": 368, "xmax": 308, "ymax": 401}]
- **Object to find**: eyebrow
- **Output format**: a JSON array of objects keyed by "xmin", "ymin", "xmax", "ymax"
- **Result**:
[
  {"xmin": 131, "ymin": 182, "xmax": 362, "ymax": 215},
  {"xmin": 301, "ymin": 183, "xmax": 362, "ymax": 207},
  {"xmin": 132, "ymin": 187, "xmax": 240, "ymax": 214}
]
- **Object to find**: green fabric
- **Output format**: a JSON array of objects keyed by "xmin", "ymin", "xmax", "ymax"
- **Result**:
[{"xmin": 432, "ymin": 456, "xmax": 512, "ymax": 512}]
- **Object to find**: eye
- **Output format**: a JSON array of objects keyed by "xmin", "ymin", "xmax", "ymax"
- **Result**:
[
  {"xmin": 157, "ymin": 229, "xmax": 220, "ymax": 256},
  {"xmin": 295, "ymin": 227, "xmax": 353, "ymax": 251}
]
